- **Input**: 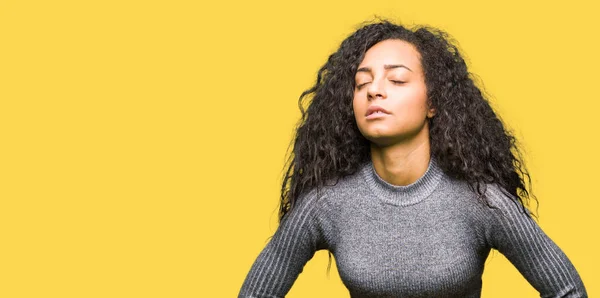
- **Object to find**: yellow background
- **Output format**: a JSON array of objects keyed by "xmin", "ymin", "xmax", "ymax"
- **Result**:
[{"xmin": 1, "ymin": 0, "xmax": 598, "ymax": 297}]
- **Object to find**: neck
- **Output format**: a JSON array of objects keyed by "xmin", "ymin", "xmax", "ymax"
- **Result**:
[{"xmin": 369, "ymin": 130, "xmax": 431, "ymax": 186}]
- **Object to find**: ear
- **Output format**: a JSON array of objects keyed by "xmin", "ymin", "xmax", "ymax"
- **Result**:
[{"xmin": 427, "ymin": 108, "xmax": 436, "ymax": 118}]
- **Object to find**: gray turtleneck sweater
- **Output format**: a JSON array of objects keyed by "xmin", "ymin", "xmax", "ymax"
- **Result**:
[{"xmin": 238, "ymin": 158, "xmax": 587, "ymax": 297}]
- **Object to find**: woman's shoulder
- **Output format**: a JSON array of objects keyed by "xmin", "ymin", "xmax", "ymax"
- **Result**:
[
  {"xmin": 432, "ymin": 178, "xmax": 532, "ymax": 223},
  {"xmin": 482, "ymin": 183, "xmax": 532, "ymax": 215},
  {"xmin": 438, "ymin": 178, "xmax": 525, "ymax": 207},
  {"xmin": 293, "ymin": 167, "xmax": 369, "ymax": 215},
  {"xmin": 290, "ymin": 185, "xmax": 335, "ymax": 217},
  {"xmin": 453, "ymin": 181, "xmax": 533, "ymax": 224},
  {"xmin": 323, "ymin": 168, "xmax": 371, "ymax": 201}
]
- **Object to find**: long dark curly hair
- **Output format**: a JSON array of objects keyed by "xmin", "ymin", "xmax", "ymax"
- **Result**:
[{"xmin": 279, "ymin": 18, "xmax": 536, "ymax": 224}]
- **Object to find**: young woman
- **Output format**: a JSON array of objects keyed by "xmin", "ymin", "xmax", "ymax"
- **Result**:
[{"xmin": 238, "ymin": 19, "xmax": 587, "ymax": 297}]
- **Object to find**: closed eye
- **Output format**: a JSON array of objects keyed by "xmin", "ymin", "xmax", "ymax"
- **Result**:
[
  {"xmin": 356, "ymin": 82, "xmax": 370, "ymax": 89},
  {"xmin": 356, "ymin": 80, "xmax": 404, "ymax": 89}
]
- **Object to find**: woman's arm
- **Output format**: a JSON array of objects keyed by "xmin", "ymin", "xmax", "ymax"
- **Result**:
[
  {"xmin": 238, "ymin": 189, "xmax": 326, "ymax": 298},
  {"xmin": 485, "ymin": 185, "xmax": 587, "ymax": 298}
]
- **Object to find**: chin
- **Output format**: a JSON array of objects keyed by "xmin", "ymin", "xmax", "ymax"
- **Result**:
[{"xmin": 363, "ymin": 133, "xmax": 398, "ymax": 147}]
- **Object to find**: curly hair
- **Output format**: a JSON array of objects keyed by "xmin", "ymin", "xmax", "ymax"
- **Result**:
[{"xmin": 279, "ymin": 18, "xmax": 536, "ymax": 225}]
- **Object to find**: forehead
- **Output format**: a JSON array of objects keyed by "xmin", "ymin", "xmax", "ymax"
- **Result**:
[{"xmin": 357, "ymin": 39, "xmax": 422, "ymax": 70}]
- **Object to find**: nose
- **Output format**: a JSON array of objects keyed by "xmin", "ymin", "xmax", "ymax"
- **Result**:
[{"xmin": 367, "ymin": 78, "xmax": 386, "ymax": 100}]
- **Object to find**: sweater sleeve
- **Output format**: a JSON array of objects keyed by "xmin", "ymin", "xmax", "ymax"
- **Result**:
[
  {"xmin": 484, "ymin": 185, "xmax": 587, "ymax": 298},
  {"xmin": 238, "ymin": 189, "xmax": 327, "ymax": 298}
]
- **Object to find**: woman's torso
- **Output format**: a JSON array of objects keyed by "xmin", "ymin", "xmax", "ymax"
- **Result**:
[{"xmin": 318, "ymin": 163, "xmax": 492, "ymax": 297}]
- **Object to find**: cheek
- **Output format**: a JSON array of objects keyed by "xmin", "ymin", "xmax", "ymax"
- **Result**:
[
  {"xmin": 352, "ymin": 95, "xmax": 367, "ymax": 131},
  {"xmin": 398, "ymin": 88, "xmax": 428, "ymax": 113},
  {"xmin": 352, "ymin": 95, "xmax": 361, "ymax": 115}
]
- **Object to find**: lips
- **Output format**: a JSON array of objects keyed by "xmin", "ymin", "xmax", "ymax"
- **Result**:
[{"xmin": 365, "ymin": 105, "xmax": 391, "ymax": 116}]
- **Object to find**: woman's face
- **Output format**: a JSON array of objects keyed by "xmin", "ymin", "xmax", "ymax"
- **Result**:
[{"xmin": 353, "ymin": 39, "xmax": 435, "ymax": 147}]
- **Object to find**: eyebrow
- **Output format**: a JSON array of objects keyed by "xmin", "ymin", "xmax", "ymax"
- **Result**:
[{"xmin": 356, "ymin": 64, "xmax": 413, "ymax": 74}]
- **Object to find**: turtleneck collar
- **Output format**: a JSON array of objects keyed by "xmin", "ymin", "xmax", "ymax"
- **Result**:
[{"xmin": 360, "ymin": 156, "xmax": 445, "ymax": 207}]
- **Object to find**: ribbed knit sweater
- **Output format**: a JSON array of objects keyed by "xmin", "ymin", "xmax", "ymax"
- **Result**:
[{"xmin": 238, "ymin": 157, "xmax": 587, "ymax": 297}]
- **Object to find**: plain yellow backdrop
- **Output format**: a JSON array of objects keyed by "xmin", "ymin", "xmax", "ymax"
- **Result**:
[{"xmin": 1, "ymin": 0, "xmax": 598, "ymax": 297}]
